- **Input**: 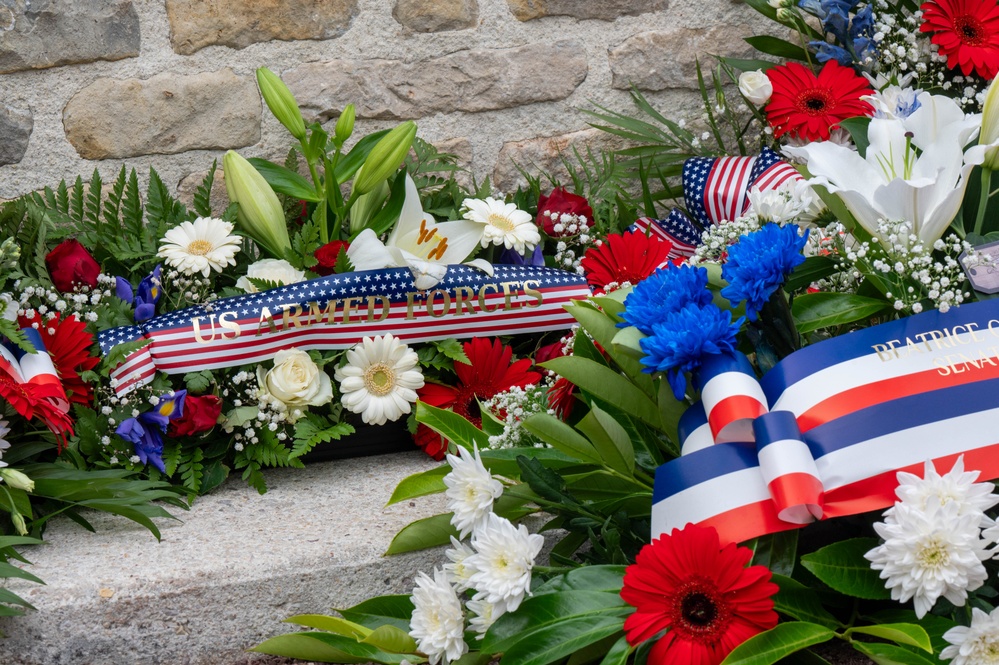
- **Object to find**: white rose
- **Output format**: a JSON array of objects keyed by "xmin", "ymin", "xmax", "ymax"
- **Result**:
[
  {"xmin": 739, "ymin": 70, "xmax": 774, "ymax": 106},
  {"xmin": 236, "ymin": 259, "xmax": 306, "ymax": 293},
  {"xmin": 257, "ymin": 349, "xmax": 333, "ymax": 417},
  {"xmin": 0, "ymin": 294, "xmax": 16, "ymax": 323}
]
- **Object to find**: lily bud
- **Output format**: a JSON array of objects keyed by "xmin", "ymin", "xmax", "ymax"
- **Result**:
[
  {"xmin": 981, "ymin": 76, "xmax": 999, "ymax": 169},
  {"xmin": 223, "ymin": 150, "xmax": 292, "ymax": 257},
  {"xmin": 0, "ymin": 468, "xmax": 34, "ymax": 492},
  {"xmin": 256, "ymin": 68, "xmax": 307, "ymax": 141},
  {"xmin": 334, "ymin": 104, "xmax": 356, "ymax": 146},
  {"xmin": 10, "ymin": 512, "xmax": 27, "ymax": 536},
  {"xmin": 349, "ymin": 178, "xmax": 390, "ymax": 233},
  {"xmin": 352, "ymin": 121, "xmax": 417, "ymax": 195}
]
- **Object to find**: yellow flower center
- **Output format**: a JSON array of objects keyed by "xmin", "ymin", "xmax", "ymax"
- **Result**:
[
  {"xmin": 917, "ymin": 538, "xmax": 949, "ymax": 568},
  {"xmin": 487, "ymin": 213, "xmax": 516, "ymax": 232},
  {"xmin": 363, "ymin": 362, "xmax": 396, "ymax": 396},
  {"xmin": 187, "ymin": 239, "xmax": 214, "ymax": 256}
]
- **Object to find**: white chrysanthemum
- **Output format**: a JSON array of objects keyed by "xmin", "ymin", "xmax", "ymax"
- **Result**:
[
  {"xmin": 465, "ymin": 513, "xmax": 544, "ymax": 613},
  {"xmin": 462, "ymin": 197, "xmax": 540, "ymax": 254},
  {"xmin": 157, "ymin": 217, "xmax": 241, "ymax": 277},
  {"xmin": 444, "ymin": 536, "xmax": 476, "ymax": 593},
  {"xmin": 467, "ymin": 592, "xmax": 506, "ymax": 639},
  {"xmin": 409, "ymin": 568, "xmax": 467, "ymax": 665},
  {"xmin": 0, "ymin": 419, "xmax": 9, "ymax": 464},
  {"xmin": 334, "ymin": 334, "xmax": 424, "ymax": 426},
  {"xmin": 865, "ymin": 498, "xmax": 991, "ymax": 618},
  {"xmin": 891, "ymin": 457, "xmax": 999, "ymax": 528},
  {"xmin": 444, "ymin": 446, "xmax": 503, "ymax": 539},
  {"xmin": 941, "ymin": 606, "xmax": 999, "ymax": 665}
]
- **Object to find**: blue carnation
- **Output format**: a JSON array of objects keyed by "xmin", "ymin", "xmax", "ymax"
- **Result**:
[
  {"xmin": 639, "ymin": 304, "xmax": 744, "ymax": 399},
  {"xmin": 621, "ymin": 265, "xmax": 714, "ymax": 335},
  {"xmin": 721, "ymin": 223, "xmax": 809, "ymax": 321}
]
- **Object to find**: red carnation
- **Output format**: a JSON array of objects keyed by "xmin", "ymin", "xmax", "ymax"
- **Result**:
[
  {"xmin": 920, "ymin": 0, "xmax": 999, "ymax": 79},
  {"xmin": 537, "ymin": 188, "xmax": 594, "ymax": 237},
  {"xmin": 313, "ymin": 240, "xmax": 350, "ymax": 276},
  {"xmin": 168, "ymin": 394, "xmax": 222, "ymax": 437},
  {"xmin": 621, "ymin": 524, "xmax": 779, "ymax": 665},
  {"xmin": 45, "ymin": 239, "xmax": 101, "ymax": 293},
  {"xmin": 765, "ymin": 61, "xmax": 873, "ymax": 142},
  {"xmin": 580, "ymin": 230, "xmax": 675, "ymax": 294}
]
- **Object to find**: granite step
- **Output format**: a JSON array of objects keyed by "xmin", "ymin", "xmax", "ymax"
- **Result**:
[{"xmin": 0, "ymin": 451, "xmax": 447, "ymax": 665}]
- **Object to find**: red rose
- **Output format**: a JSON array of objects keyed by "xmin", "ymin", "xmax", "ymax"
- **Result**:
[
  {"xmin": 313, "ymin": 240, "xmax": 350, "ymax": 276},
  {"xmin": 45, "ymin": 239, "xmax": 100, "ymax": 293},
  {"xmin": 536, "ymin": 188, "xmax": 594, "ymax": 237},
  {"xmin": 168, "ymin": 394, "xmax": 222, "ymax": 438}
]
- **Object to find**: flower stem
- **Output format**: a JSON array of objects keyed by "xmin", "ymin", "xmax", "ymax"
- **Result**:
[{"xmin": 974, "ymin": 167, "xmax": 993, "ymax": 237}]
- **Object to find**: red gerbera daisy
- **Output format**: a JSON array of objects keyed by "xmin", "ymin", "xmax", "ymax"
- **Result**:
[
  {"xmin": 920, "ymin": 0, "xmax": 999, "ymax": 79},
  {"xmin": 0, "ymin": 370, "xmax": 75, "ymax": 448},
  {"xmin": 580, "ymin": 231, "xmax": 675, "ymax": 294},
  {"xmin": 19, "ymin": 312, "xmax": 100, "ymax": 407},
  {"xmin": 765, "ymin": 61, "xmax": 873, "ymax": 142},
  {"xmin": 414, "ymin": 338, "xmax": 541, "ymax": 459},
  {"xmin": 621, "ymin": 524, "xmax": 779, "ymax": 665}
]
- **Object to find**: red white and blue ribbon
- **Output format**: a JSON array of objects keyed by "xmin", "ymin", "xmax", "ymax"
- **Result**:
[
  {"xmin": 653, "ymin": 298, "xmax": 999, "ymax": 544},
  {"xmin": 99, "ymin": 264, "xmax": 590, "ymax": 396},
  {"xmin": 0, "ymin": 328, "xmax": 72, "ymax": 434}
]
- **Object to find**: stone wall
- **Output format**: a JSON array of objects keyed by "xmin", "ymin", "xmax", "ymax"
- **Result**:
[{"xmin": 0, "ymin": 0, "xmax": 769, "ymax": 201}]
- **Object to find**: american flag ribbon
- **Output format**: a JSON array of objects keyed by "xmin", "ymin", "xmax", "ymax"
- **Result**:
[
  {"xmin": 99, "ymin": 264, "xmax": 590, "ymax": 396},
  {"xmin": 653, "ymin": 298, "xmax": 999, "ymax": 544},
  {"xmin": 629, "ymin": 148, "xmax": 803, "ymax": 255}
]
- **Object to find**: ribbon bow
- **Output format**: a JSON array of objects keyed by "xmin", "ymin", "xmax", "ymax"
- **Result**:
[
  {"xmin": 653, "ymin": 297, "xmax": 999, "ymax": 544},
  {"xmin": 0, "ymin": 328, "xmax": 74, "ymax": 447}
]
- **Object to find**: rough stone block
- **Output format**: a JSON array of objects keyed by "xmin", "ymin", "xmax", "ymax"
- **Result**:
[
  {"xmin": 393, "ymin": 0, "xmax": 478, "ymax": 32},
  {"xmin": 63, "ymin": 69, "xmax": 261, "ymax": 160},
  {"xmin": 285, "ymin": 41, "xmax": 588, "ymax": 122},
  {"xmin": 492, "ymin": 128, "xmax": 618, "ymax": 193},
  {"xmin": 0, "ymin": 0, "xmax": 140, "ymax": 74},
  {"xmin": 0, "ymin": 103, "xmax": 32, "ymax": 165},
  {"xmin": 165, "ymin": 0, "xmax": 360, "ymax": 54},
  {"xmin": 176, "ymin": 167, "xmax": 230, "ymax": 216},
  {"xmin": 609, "ymin": 26, "xmax": 756, "ymax": 90},
  {"xmin": 507, "ymin": 0, "xmax": 666, "ymax": 22}
]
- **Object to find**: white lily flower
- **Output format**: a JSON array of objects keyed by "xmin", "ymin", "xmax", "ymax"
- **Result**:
[
  {"xmin": 785, "ymin": 92, "xmax": 999, "ymax": 244},
  {"xmin": 348, "ymin": 175, "xmax": 490, "ymax": 289}
]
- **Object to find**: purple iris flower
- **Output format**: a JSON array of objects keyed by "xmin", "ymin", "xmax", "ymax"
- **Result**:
[
  {"xmin": 115, "ymin": 390, "xmax": 186, "ymax": 473},
  {"xmin": 498, "ymin": 245, "xmax": 545, "ymax": 267},
  {"xmin": 116, "ymin": 264, "xmax": 163, "ymax": 322}
]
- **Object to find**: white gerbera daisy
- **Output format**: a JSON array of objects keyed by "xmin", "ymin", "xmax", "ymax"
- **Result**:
[
  {"xmin": 462, "ymin": 197, "xmax": 540, "ymax": 254},
  {"xmin": 467, "ymin": 592, "xmax": 506, "ymax": 639},
  {"xmin": 157, "ymin": 217, "xmax": 241, "ymax": 277},
  {"xmin": 865, "ymin": 497, "xmax": 990, "ymax": 618},
  {"xmin": 444, "ymin": 445, "xmax": 503, "ymax": 539},
  {"xmin": 465, "ymin": 513, "xmax": 544, "ymax": 613},
  {"xmin": 444, "ymin": 536, "xmax": 476, "ymax": 593},
  {"xmin": 409, "ymin": 568, "xmax": 467, "ymax": 665},
  {"xmin": 334, "ymin": 334, "xmax": 424, "ymax": 426},
  {"xmin": 941, "ymin": 607, "xmax": 999, "ymax": 665}
]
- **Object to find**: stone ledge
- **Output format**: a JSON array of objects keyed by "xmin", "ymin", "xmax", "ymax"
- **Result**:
[{"xmin": 0, "ymin": 451, "xmax": 447, "ymax": 665}]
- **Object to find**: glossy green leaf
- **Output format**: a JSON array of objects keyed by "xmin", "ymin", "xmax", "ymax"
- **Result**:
[
  {"xmin": 867, "ymin": 610, "xmax": 957, "ymax": 653},
  {"xmin": 251, "ymin": 632, "xmax": 415, "ymax": 664},
  {"xmin": 498, "ymin": 615, "xmax": 626, "ymax": 665},
  {"xmin": 337, "ymin": 595, "xmax": 414, "ymax": 632},
  {"xmin": 720, "ymin": 622, "xmax": 835, "ymax": 665},
  {"xmin": 533, "ymin": 565, "xmax": 626, "ymax": 594},
  {"xmin": 598, "ymin": 635, "xmax": 633, "ymax": 665},
  {"xmin": 284, "ymin": 614, "xmax": 371, "ymax": 639},
  {"xmin": 568, "ymin": 302, "xmax": 653, "ymax": 392},
  {"xmin": 839, "ymin": 117, "xmax": 872, "ymax": 158},
  {"xmin": 770, "ymin": 574, "xmax": 840, "ymax": 629},
  {"xmin": 792, "ymin": 292, "xmax": 886, "ymax": 333},
  {"xmin": 247, "ymin": 158, "xmax": 323, "ymax": 202},
  {"xmin": 478, "ymin": 447, "xmax": 580, "ymax": 477},
  {"xmin": 522, "ymin": 413, "xmax": 602, "ymax": 465},
  {"xmin": 386, "ymin": 465, "xmax": 449, "ymax": 506},
  {"xmin": 851, "ymin": 624, "xmax": 932, "ymax": 653},
  {"xmin": 384, "ymin": 513, "xmax": 457, "ymax": 555},
  {"xmin": 543, "ymin": 356, "xmax": 662, "ymax": 428},
  {"xmin": 852, "ymin": 642, "xmax": 939, "ymax": 665},
  {"xmin": 415, "ymin": 401, "xmax": 491, "ymax": 451},
  {"xmin": 361, "ymin": 624, "xmax": 418, "ymax": 653},
  {"xmin": 334, "ymin": 129, "xmax": 391, "ymax": 183},
  {"xmin": 575, "ymin": 405, "xmax": 635, "ymax": 474},
  {"xmin": 744, "ymin": 35, "xmax": 811, "ymax": 61},
  {"xmin": 800, "ymin": 538, "xmax": 892, "ymax": 600},
  {"xmin": 784, "ymin": 255, "xmax": 840, "ymax": 293}
]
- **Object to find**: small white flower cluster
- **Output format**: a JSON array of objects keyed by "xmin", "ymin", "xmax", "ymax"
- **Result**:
[
  {"xmin": 409, "ymin": 447, "xmax": 545, "ymax": 665},
  {"xmin": 226, "ymin": 370, "xmax": 289, "ymax": 450},
  {"xmin": 550, "ymin": 216, "xmax": 598, "ymax": 275},
  {"xmin": 12, "ymin": 275, "xmax": 114, "ymax": 324},
  {"xmin": 482, "ymin": 382, "xmax": 554, "ymax": 449},
  {"xmin": 691, "ymin": 215, "xmax": 763, "ymax": 264},
  {"xmin": 162, "ymin": 267, "xmax": 217, "ymax": 305},
  {"xmin": 865, "ymin": 457, "xmax": 999, "ymax": 618}
]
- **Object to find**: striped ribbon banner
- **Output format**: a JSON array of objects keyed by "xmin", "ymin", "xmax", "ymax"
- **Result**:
[
  {"xmin": 0, "ymin": 328, "xmax": 73, "ymax": 440},
  {"xmin": 653, "ymin": 298, "xmax": 999, "ymax": 544},
  {"xmin": 99, "ymin": 264, "xmax": 591, "ymax": 396}
]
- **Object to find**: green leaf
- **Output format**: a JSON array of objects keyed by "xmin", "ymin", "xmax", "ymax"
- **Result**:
[
  {"xmin": 542, "ymin": 356, "xmax": 662, "ymax": 428},
  {"xmin": 498, "ymin": 615, "xmax": 626, "ymax": 665},
  {"xmin": 521, "ymin": 413, "xmax": 602, "ymax": 466},
  {"xmin": 386, "ymin": 464, "xmax": 449, "ymax": 505},
  {"xmin": 838, "ymin": 117, "xmax": 872, "ymax": 159},
  {"xmin": 751, "ymin": 531, "xmax": 798, "ymax": 577},
  {"xmin": 338, "ymin": 595, "xmax": 414, "ymax": 632},
  {"xmin": 362, "ymin": 169, "xmax": 408, "ymax": 238},
  {"xmin": 183, "ymin": 370, "xmax": 214, "ymax": 394},
  {"xmin": 334, "ymin": 129, "xmax": 392, "ymax": 183},
  {"xmin": 251, "ymin": 632, "xmax": 414, "ymax": 664},
  {"xmin": 800, "ymin": 538, "xmax": 891, "ymax": 600},
  {"xmin": 568, "ymin": 302, "xmax": 652, "ymax": 393},
  {"xmin": 384, "ymin": 513, "xmax": 457, "ymax": 555},
  {"xmin": 483, "ymin": 591, "xmax": 628, "ymax": 653},
  {"xmin": 852, "ymin": 642, "xmax": 939, "ymax": 665},
  {"xmin": 434, "ymin": 338, "xmax": 470, "ymax": 365},
  {"xmin": 867, "ymin": 610, "xmax": 957, "ymax": 653},
  {"xmin": 784, "ymin": 255, "xmax": 840, "ymax": 293},
  {"xmin": 598, "ymin": 635, "xmax": 632, "ymax": 665},
  {"xmin": 720, "ymin": 622, "xmax": 835, "ymax": 665},
  {"xmin": 415, "ymin": 401, "xmax": 490, "ymax": 451},
  {"xmin": 247, "ymin": 158, "xmax": 323, "ymax": 202},
  {"xmin": 744, "ymin": 35, "xmax": 811, "ymax": 61},
  {"xmin": 361, "ymin": 624, "xmax": 418, "ymax": 653},
  {"xmin": 532, "ymin": 566, "xmax": 626, "ymax": 594},
  {"xmin": 791, "ymin": 292, "xmax": 886, "ymax": 334},
  {"xmin": 770, "ymin": 574, "xmax": 840, "ymax": 629},
  {"xmin": 851, "ymin": 624, "xmax": 932, "ymax": 653},
  {"xmin": 285, "ymin": 614, "xmax": 372, "ymax": 639}
]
